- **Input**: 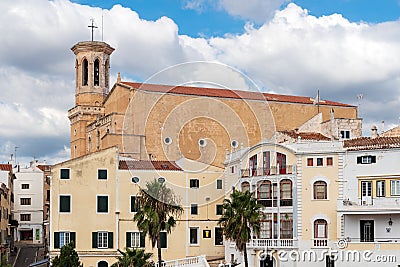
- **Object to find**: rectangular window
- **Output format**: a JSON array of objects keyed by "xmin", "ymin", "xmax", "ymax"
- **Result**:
[
  {"xmin": 191, "ymin": 204, "xmax": 198, "ymax": 215},
  {"xmin": 59, "ymin": 232, "xmax": 70, "ymax": 248},
  {"xmin": 190, "ymin": 228, "xmax": 199, "ymax": 245},
  {"xmin": 130, "ymin": 196, "xmax": 140, "ymax": 212},
  {"xmin": 216, "ymin": 179, "xmax": 223, "ymax": 190},
  {"xmin": 98, "ymin": 169, "xmax": 107, "ymax": 180},
  {"xmin": 20, "ymin": 198, "xmax": 31, "ymax": 205},
  {"xmin": 190, "ymin": 179, "xmax": 199, "ymax": 188},
  {"xmin": 340, "ymin": 130, "xmax": 350, "ymax": 139},
  {"xmin": 54, "ymin": 232, "xmax": 76, "ymax": 249},
  {"xmin": 376, "ymin": 180, "xmax": 385, "ymax": 197},
  {"xmin": 215, "ymin": 227, "xmax": 223, "ymax": 246},
  {"xmin": 97, "ymin": 196, "xmax": 109, "ymax": 213},
  {"xmin": 20, "ymin": 214, "xmax": 31, "ymax": 221},
  {"xmin": 357, "ymin": 156, "xmax": 376, "ymax": 164},
  {"xmin": 280, "ymin": 213, "xmax": 293, "ymax": 239},
  {"xmin": 60, "ymin": 169, "xmax": 70, "ymax": 179},
  {"xmin": 59, "ymin": 195, "xmax": 71, "ymax": 212},
  {"xmin": 21, "ymin": 184, "xmax": 29, "ymax": 189},
  {"xmin": 326, "ymin": 157, "xmax": 333, "ymax": 166},
  {"xmin": 216, "ymin": 204, "xmax": 223, "ymax": 215},
  {"xmin": 160, "ymin": 232, "xmax": 167, "ymax": 248},
  {"xmin": 92, "ymin": 232, "xmax": 113, "ymax": 249},
  {"xmin": 307, "ymin": 158, "xmax": 313, "ymax": 166},
  {"xmin": 317, "ymin": 158, "xmax": 323, "ymax": 166},
  {"xmin": 391, "ymin": 180, "xmax": 400, "ymax": 196},
  {"xmin": 230, "ymin": 166, "xmax": 235, "ymax": 174},
  {"xmin": 126, "ymin": 232, "xmax": 145, "ymax": 248}
]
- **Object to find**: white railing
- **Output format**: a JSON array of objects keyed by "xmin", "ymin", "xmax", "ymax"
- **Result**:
[
  {"xmin": 155, "ymin": 255, "xmax": 210, "ymax": 267},
  {"xmin": 247, "ymin": 239, "xmax": 296, "ymax": 248},
  {"xmin": 313, "ymin": 238, "xmax": 328, "ymax": 247}
]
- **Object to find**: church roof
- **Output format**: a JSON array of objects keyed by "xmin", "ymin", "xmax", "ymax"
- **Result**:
[
  {"xmin": 344, "ymin": 136, "xmax": 400, "ymax": 151},
  {"xmin": 121, "ymin": 82, "xmax": 354, "ymax": 107},
  {"xmin": 119, "ymin": 160, "xmax": 182, "ymax": 171}
]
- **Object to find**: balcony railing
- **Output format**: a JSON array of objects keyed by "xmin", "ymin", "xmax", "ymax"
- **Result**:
[
  {"xmin": 247, "ymin": 239, "xmax": 296, "ymax": 248},
  {"xmin": 155, "ymin": 255, "xmax": 209, "ymax": 267},
  {"xmin": 257, "ymin": 199, "xmax": 293, "ymax": 207},
  {"xmin": 313, "ymin": 238, "xmax": 328, "ymax": 247},
  {"xmin": 241, "ymin": 166, "xmax": 294, "ymax": 178}
]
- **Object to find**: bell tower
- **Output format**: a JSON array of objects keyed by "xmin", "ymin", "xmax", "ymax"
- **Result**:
[{"xmin": 68, "ymin": 41, "xmax": 115, "ymax": 158}]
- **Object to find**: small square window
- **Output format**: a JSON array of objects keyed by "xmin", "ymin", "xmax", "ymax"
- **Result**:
[
  {"xmin": 98, "ymin": 169, "xmax": 107, "ymax": 180},
  {"xmin": 217, "ymin": 179, "xmax": 223, "ymax": 190},
  {"xmin": 190, "ymin": 179, "xmax": 199, "ymax": 188},
  {"xmin": 340, "ymin": 130, "xmax": 350, "ymax": 139},
  {"xmin": 97, "ymin": 196, "xmax": 108, "ymax": 213},
  {"xmin": 59, "ymin": 196, "xmax": 71, "ymax": 212},
  {"xmin": 191, "ymin": 204, "xmax": 198, "ymax": 215},
  {"xmin": 20, "ymin": 198, "xmax": 31, "ymax": 205},
  {"xmin": 317, "ymin": 158, "xmax": 323, "ymax": 166},
  {"xmin": 20, "ymin": 214, "xmax": 31, "ymax": 221},
  {"xmin": 307, "ymin": 158, "xmax": 313, "ymax": 166},
  {"xmin": 60, "ymin": 169, "xmax": 70, "ymax": 179},
  {"xmin": 327, "ymin": 157, "xmax": 333, "ymax": 166},
  {"xmin": 216, "ymin": 204, "xmax": 223, "ymax": 215},
  {"xmin": 21, "ymin": 184, "xmax": 29, "ymax": 189}
]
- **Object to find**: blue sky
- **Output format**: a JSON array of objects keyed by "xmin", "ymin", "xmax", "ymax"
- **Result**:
[
  {"xmin": 1, "ymin": 0, "xmax": 400, "ymax": 164},
  {"xmin": 70, "ymin": 0, "xmax": 400, "ymax": 37}
]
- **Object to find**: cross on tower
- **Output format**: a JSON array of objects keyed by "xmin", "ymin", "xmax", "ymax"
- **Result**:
[{"xmin": 88, "ymin": 18, "xmax": 98, "ymax": 41}]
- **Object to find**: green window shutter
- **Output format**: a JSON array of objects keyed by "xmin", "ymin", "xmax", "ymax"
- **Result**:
[
  {"xmin": 140, "ymin": 232, "xmax": 145, "ymax": 248},
  {"xmin": 60, "ymin": 169, "xmax": 70, "ymax": 179},
  {"xmin": 59, "ymin": 196, "xmax": 70, "ymax": 212},
  {"xmin": 92, "ymin": 232, "xmax": 98, "ymax": 248},
  {"xmin": 160, "ymin": 232, "xmax": 167, "ymax": 248},
  {"xmin": 126, "ymin": 232, "xmax": 131, "ymax": 248},
  {"xmin": 54, "ymin": 232, "xmax": 60, "ymax": 249},
  {"xmin": 98, "ymin": 169, "xmax": 107, "ymax": 180},
  {"xmin": 130, "ymin": 196, "xmax": 135, "ymax": 212},
  {"xmin": 97, "ymin": 196, "xmax": 108, "ymax": 213},
  {"xmin": 108, "ymin": 232, "xmax": 113, "ymax": 248},
  {"xmin": 70, "ymin": 232, "xmax": 76, "ymax": 248}
]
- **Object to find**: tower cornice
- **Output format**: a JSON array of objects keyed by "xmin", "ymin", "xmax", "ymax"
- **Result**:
[{"xmin": 71, "ymin": 41, "xmax": 115, "ymax": 55}]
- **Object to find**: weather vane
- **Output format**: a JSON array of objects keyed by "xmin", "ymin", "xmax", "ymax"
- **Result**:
[{"xmin": 88, "ymin": 18, "xmax": 98, "ymax": 42}]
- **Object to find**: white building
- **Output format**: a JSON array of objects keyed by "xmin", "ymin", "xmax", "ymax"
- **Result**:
[{"xmin": 13, "ymin": 162, "xmax": 44, "ymax": 244}]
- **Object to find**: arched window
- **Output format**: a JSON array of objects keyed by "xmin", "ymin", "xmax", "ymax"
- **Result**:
[
  {"xmin": 105, "ymin": 59, "xmax": 110, "ymax": 88},
  {"xmin": 94, "ymin": 58, "xmax": 100, "ymax": 86},
  {"xmin": 88, "ymin": 136, "xmax": 92, "ymax": 152},
  {"xmin": 313, "ymin": 181, "xmax": 327, "ymax": 199},
  {"xmin": 82, "ymin": 58, "xmax": 88, "ymax": 86},
  {"xmin": 280, "ymin": 179, "xmax": 292, "ymax": 199},
  {"xmin": 241, "ymin": 182, "xmax": 250, "ymax": 192},
  {"xmin": 314, "ymin": 219, "xmax": 327, "ymax": 238},
  {"xmin": 98, "ymin": 261, "xmax": 108, "ymax": 267},
  {"xmin": 75, "ymin": 59, "xmax": 78, "ymax": 88},
  {"xmin": 257, "ymin": 181, "xmax": 271, "ymax": 199},
  {"xmin": 97, "ymin": 130, "xmax": 100, "ymax": 150}
]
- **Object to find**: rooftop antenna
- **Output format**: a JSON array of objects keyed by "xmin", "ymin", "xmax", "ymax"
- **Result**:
[
  {"xmin": 357, "ymin": 93, "xmax": 363, "ymax": 118},
  {"xmin": 101, "ymin": 10, "xmax": 104, "ymax": 41},
  {"xmin": 88, "ymin": 18, "xmax": 98, "ymax": 42},
  {"xmin": 14, "ymin": 146, "xmax": 19, "ymax": 166}
]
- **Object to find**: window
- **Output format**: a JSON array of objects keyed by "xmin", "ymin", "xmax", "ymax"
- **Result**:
[
  {"xmin": 94, "ymin": 58, "xmax": 100, "ymax": 86},
  {"xmin": 216, "ymin": 205, "xmax": 223, "ymax": 215},
  {"xmin": 360, "ymin": 220, "xmax": 374, "ymax": 242},
  {"xmin": 82, "ymin": 58, "xmax": 88, "ymax": 86},
  {"xmin": 126, "ymin": 232, "xmax": 145, "ymax": 248},
  {"xmin": 130, "ymin": 196, "xmax": 140, "ymax": 212},
  {"xmin": 131, "ymin": 177, "xmax": 140, "ymax": 183},
  {"xmin": 391, "ymin": 180, "xmax": 400, "ymax": 196},
  {"xmin": 340, "ymin": 130, "xmax": 350, "ymax": 139},
  {"xmin": 317, "ymin": 158, "xmax": 323, "ymax": 166},
  {"xmin": 21, "ymin": 184, "xmax": 29, "ymax": 189},
  {"xmin": 280, "ymin": 213, "xmax": 293, "ymax": 239},
  {"xmin": 60, "ymin": 169, "xmax": 70, "ymax": 179},
  {"xmin": 59, "ymin": 195, "xmax": 71, "ymax": 212},
  {"xmin": 307, "ymin": 158, "xmax": 313, "ymax": 166},
  {"xmin": 281, "ymin": 179, "xmax": 292, "ymax": 199},
  {"xmin": 92, "ymin": 231, "xmax": 113, "ymax": 249},
  {"xmin": 215, "ymin": 227, "xmax": 223, "ymax": 246},
  {"xmin": 216, "ymin": 179, "xmax": 223, "ymax": 189},
  {"xmin": 20, "ymin": 198, "xmax": 31, "ymax": 205},
  {"xmin": 249, "ymin": 154, "xmax": 257, "ymax": 176},
  {"xmin": 230, "ymin": 166, "xmax": 235, "ymax": 174},
  {"xmin": 326, "ymin": 157, "xmax": 333, "ymax": 166},
  {"xmin": 376, "ymin": 180, "xmax": 385, "ymax": 197},
  {"xmin": 314, "ymin": 181, "xmax": 327, "ymax": 200},
  {"xmin": 191, "ymin": 204, "xmax": 198, "ymax": 215},
  {"xmin": 190, "ymin": 179, "xmax": 199, "ymax": 188},
  {"xmin": 98, "ymin": 261, "xmax": 108, "ymax": 267},
  {"xmin": 190, "ymin": 228, "xmax": 199, "ymax": 245},
  {"xmin": 160, "ymin": 232, "xmax": 167, "ymax": 248},
  {"xmin": 314, "ymin": 219, "xmax": 327, "ymax": 238},
  {"xmin": 98, "ymin": 169, "xmax": 107, "ymax": 180},
  {"xmin": 97, "ymin": 196, "xmax": 109, "ymax": 213},
  {"xmin": 20, "ymin": 214, "xmax": 31, "ymax": 221},
  {"xmin": 54, "ymin": 232, "xmax": 76, "ymax": 249},
  {"xmin": 242, "ymin": 182, "xmax": 250, "ymax": 193},
  {"xmin": 258, "ymin": 181, "xmax": 271, "ymax": 199},
  {"xmin": 326, "ymin": 255, "xmax": 335, "ymax": 267},
  {"xmin": 357, "ymin": 156, "xmax": 376, "ymax": 164}
]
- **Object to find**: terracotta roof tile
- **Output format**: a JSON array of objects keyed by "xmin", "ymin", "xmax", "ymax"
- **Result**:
[
  {"xmin": 0, "ymin": 164, "xmax": 12, "ymax": 172},
  {"xmin": 119, "ymin": 160, "xmax": 182, "ymax": 171},
  {"xmin": 344, "ymin": 137, "xmax": 400, "ymax": 151},
  {"xmin": 37, "ymin": 165, "xmax": 51, "ymax": 172},
  {"xmin": 121, "ymin": 82, "xmax": 353, "ymax": 107},
  {"xmin": 280, "ymin": 130, "xmax": 330, "ymax": 141}
]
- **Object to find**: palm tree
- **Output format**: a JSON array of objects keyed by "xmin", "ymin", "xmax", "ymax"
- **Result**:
[
  {"xmin": 111, "ymin": 248, "xmax": 153, "ymax": 267},
  {"xmin": 218, "ymin": 190, "xmax": 264, "ymax": 267},
  {"xmin": 133, "ymin": 179, "xmax": 183, "ymax": 267}
]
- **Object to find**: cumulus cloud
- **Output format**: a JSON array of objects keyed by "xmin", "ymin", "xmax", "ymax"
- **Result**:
[{"xmin": 1, "ymin": 0, "xmax": 400, "ymax": 163}]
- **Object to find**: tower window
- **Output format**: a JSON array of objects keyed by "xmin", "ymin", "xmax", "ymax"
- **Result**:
[
  {"xmin": 82, "ymin": 58, "xmax": 88, "ymax": 86},
  {"xmin": 94, "ymin": 59, "xmax": 100, "ymax": 86}
]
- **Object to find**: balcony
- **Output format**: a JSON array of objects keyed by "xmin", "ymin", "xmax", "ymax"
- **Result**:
[
  {"xmin": 247, "ymin": 239, "xmax": 297, "ymax": 249},
  {"xmin": 313, "ymin": 238, "xmax": 328, "ymax": 247},
  {"xmin": 241, "ymin": 166, "xmax": 294, "ymax": 178},
  {"xmin": 257, "ymin": 199, "xmax": 293, "ymax": 207},
  {"xmin": 338, "ymin": 198, "xmax": 400, "ymax": 213}
]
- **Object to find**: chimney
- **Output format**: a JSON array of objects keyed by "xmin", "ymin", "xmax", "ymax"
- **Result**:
[
  {"xmin": 117, "ymin": 72, "xmax": 121, "ymax": 83},
  {"xmin": 381, "ymin": 120, "xmax": 385, "ymax": 134},
  {"xmin": 371, "ymin": 125, "xmax": 378, "ymax": 138}
]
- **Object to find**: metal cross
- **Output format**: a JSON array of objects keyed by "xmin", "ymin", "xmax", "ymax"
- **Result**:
[{"xmin": 88, "ymin": 18, "xmax": 98, "ymax": 41}]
